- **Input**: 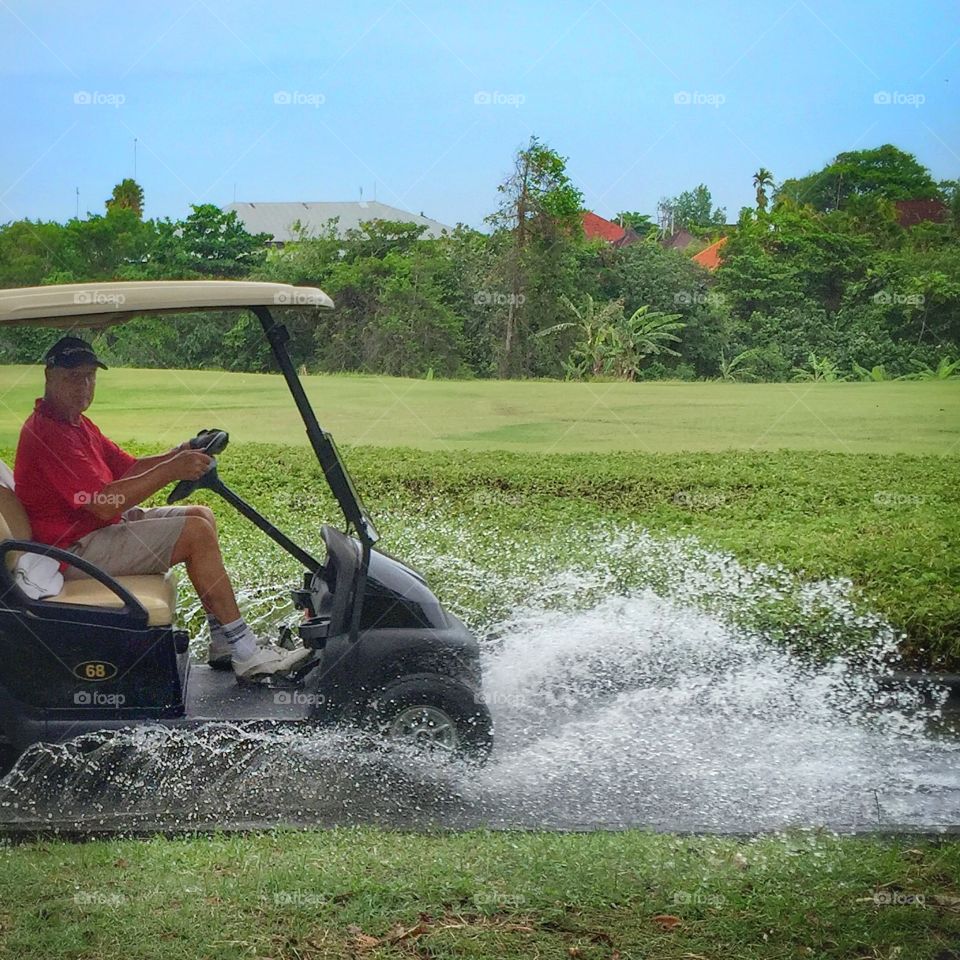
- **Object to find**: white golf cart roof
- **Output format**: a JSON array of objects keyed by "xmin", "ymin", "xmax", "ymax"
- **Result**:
[{"xmin": 0, "ymin": 280, "xmax": 333, "ymax": 329}]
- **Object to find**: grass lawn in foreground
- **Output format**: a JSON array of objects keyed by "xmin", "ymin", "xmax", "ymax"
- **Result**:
[
  {"xmin": 0, "ymin": 830, "xmax": 958, "ymax": 959},
  {"xmin": 0, "ymin": 366, "xmax": 956, "ymax": 454}
]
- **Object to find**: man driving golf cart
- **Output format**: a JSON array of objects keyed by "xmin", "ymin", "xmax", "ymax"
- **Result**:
[{"xmin": 13, "ymin": 334, "xmax": 310, "ymax": 681}]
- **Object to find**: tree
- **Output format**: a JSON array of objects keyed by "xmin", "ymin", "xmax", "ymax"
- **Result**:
[
  {"xmin": 106, "ymin": 179, "xmax": 145, "ymax": 218},
  {"xmin": 777, "ymin": 145, "xmax": 940, "ymax": 212},
  {"xmin": 663, "ymin": 184, "xmax": 726, "ymax": 233},
  {"xmin": 614, "ymin": 305, "xmax": 685, "ymax": 379},
  {"xmin": 0, "ymin": 219, "xmax": 65, "ymax": 286},
  {"xmin": 58, "ymin": 206, "xmax": 157, "ymax": 279},
  {"xmin": 485, "ymin": 136, "xmax": 584, "ymax": 377},
  {"xmin": 753, "ymin": 168, "xmax": 774, "ymax": 214},
  {"xmin": 537, "ymin": 294, "xmax": 625, "ymax": 377},
  {"xmin": 538, "ymin": 295, "xmax": 684, "ymax": 381},
  {"xmin": 614, "ymin": 211, "xmax": 657, "ymax": 237},
  {"xmin": 152, "ymin": 204, "xmax": 270, "ymax": 277}
]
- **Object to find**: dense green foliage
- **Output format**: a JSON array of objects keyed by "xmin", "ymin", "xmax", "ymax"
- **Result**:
[
  {"xmin": 1, "ymin": 142, "xmax": 957, "ymax": 381},
  {"xmin": 779, "ymin": 144, "xmax": 942, "ymax": 211}
]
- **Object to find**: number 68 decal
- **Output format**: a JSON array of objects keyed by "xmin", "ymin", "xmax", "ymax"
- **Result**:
[{"xmin": 73, "ymin": 660, "xmax": 118, "ymax": 682}]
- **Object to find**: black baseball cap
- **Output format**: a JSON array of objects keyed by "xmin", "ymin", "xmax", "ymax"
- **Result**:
[{"xmin": 44, "ymin": 336, "xmax": 108, "ymax": 370}]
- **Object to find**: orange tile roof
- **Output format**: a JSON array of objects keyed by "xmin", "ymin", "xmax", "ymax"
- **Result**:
[
  {"xmin": 692, "ymin": 236, "xmax": 727, "ymax": 271},
  {"xmin": 582, "ymin": 211, "xmax": 628, "ymax": 245}
]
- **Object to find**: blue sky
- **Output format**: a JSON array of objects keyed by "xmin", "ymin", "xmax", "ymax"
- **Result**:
[{"xmin": 1, "ymin": 0, "xmax": 957, "ymax": 230}]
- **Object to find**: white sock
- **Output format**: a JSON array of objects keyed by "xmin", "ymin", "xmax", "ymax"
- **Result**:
[
  {"xmin": 206, "ymin": 613, "xmax": 227, "ymax": 644},
  {"xmin": 221, "ymin": 617, "xmax": 258, "ymax": 661}
]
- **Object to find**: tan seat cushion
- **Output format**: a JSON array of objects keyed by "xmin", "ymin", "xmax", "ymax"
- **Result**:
[
  {"xmin": 1, "ymin": 462, "xmax": 178, "ymax": 626},
  {"xmin": 0, "ymin": 484, "xmax": 33, "ymax": 571},
  {"xmin": 45, "ymin": 571, "xmax": 177, "ymax": 627}
]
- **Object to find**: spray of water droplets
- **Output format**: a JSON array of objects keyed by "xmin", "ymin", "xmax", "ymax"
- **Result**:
[{"xmin": 1, "ymin": 516, "xmax": 956, "ymax": 833}]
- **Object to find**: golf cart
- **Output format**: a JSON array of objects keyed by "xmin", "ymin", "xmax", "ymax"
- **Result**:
[{"xmin": 0, "ymin": 281, "xmax": 492, "ymax": 772}]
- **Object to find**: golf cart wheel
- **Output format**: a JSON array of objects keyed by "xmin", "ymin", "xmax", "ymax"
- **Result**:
[{"xmin": 363, "ymin": 674, "xmax": 493, "ymax": 762}]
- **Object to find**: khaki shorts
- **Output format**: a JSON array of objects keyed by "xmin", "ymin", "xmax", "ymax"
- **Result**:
[{"xmin": 64, "ymin": 506, "xmax": 188, "ymax": 580}]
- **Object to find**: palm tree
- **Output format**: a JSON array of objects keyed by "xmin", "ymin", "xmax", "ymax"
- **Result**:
[
  {"xmin": 537, "ymin": 294, "xmax": 625, "ymax": 378},
  {"xmin": 106, "ymin": 178, "xmax": 145, "ymax": 218},
  {"xmin": 904, "ymin": 356, "xmax": 960, "ymax": 380},
  {"xmin": 718, "ymin": 348, "xmax": 759, "ymax": 381},
  {"xmin": 791, "ymin": 352, "xmax": 846, "ymax": 382},
  {"xmin": 613, "ymin": 306, "xmax": 685, "ymax": 381},
  {"xmin": 753, "ymin": 168, "xmax": 774, "ymax": 214},
  {"xmin": 537, "ymin": 297, "xmax": 684, "ymax": 381}
]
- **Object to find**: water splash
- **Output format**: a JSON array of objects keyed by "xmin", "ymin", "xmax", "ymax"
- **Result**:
[{"xmin": 1, "ymin": 524, "xmax": 956, "ymax": 833}]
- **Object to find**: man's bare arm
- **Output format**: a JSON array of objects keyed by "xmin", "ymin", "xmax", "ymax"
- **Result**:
[
  {"xmin": 83, "ymin": 451, "xmax": 212, "ymax": 521},
  {"xmin": 121, "ymin": 443, "xmax": 189, "ymax": 477}
]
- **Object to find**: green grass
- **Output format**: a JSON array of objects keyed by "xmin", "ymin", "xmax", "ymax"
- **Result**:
[
  {"xmin": 0, "ymin": 366, "xmax": 957, "ymax": 453},
  {"xmin": 1, "ymin": 830, "xmax": 958, "ymax": 959}
]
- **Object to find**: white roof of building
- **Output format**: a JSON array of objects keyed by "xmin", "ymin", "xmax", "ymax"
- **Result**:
[
  {"xmin": 0, "ymin": 281, "xmax": 333, "ymax": 329},
  {"xmin": 224, "ymin": 200, "xmax": 453, "ymax": 242}
]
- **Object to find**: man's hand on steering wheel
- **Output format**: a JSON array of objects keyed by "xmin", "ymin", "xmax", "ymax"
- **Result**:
[
  {"xmin": 188, "ymin": 428, "xmax": 230, "ymax": 453},
  {"xmin": 167, "ymin": 429, "xmax": 229, "ymax": 503},
  {"xmin": 168, "ymin": 449, "xmax": 213, "ymax": 482}
]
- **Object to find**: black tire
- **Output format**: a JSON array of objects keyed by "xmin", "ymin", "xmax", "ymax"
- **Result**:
[{"xmin": 363, "ymin": 674, "xmax": 494, "ymax": 762}]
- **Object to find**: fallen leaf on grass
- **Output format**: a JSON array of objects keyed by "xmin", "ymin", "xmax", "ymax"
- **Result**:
[
  {"xmin": 386, "ymin": 922, "xmax": 431, "ymax": 944},
  {"xmin": 346, "ymin": 924, "xmax": 381, "ymax": 950}
]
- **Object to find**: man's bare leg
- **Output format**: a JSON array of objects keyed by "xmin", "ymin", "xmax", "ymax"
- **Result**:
[
  {"xmin": 169, "ymin": 513, "xmax": 240, "ymax": 623},
  {"xmin": 168, "ymin": 511, "xmax": 309, "ymax": 677}
]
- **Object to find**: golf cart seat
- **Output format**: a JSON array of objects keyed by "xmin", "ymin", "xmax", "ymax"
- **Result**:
[{"xmin": 0, "ymin": 482, "xmax": 176, "ymax": 627}]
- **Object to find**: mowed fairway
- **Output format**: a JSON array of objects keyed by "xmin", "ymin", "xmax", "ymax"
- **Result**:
[{"xmin": 0, "ymin": 366, "xmax": 956, "ymax": 453}]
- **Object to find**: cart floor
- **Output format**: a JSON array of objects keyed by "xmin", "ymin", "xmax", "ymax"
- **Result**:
[{"xmin": 183, "ymin": 663, "xmax": 314, "ymax": 722}]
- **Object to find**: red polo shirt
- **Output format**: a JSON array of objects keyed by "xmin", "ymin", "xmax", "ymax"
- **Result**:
[{"xmin": 14, "ymin": 399, "xmax": 136, "ymax": 548}]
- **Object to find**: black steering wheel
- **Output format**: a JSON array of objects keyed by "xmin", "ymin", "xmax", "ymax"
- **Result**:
[{"xmin": 167, "ymin": 429, "xmax": 230, "ymax": 504}]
